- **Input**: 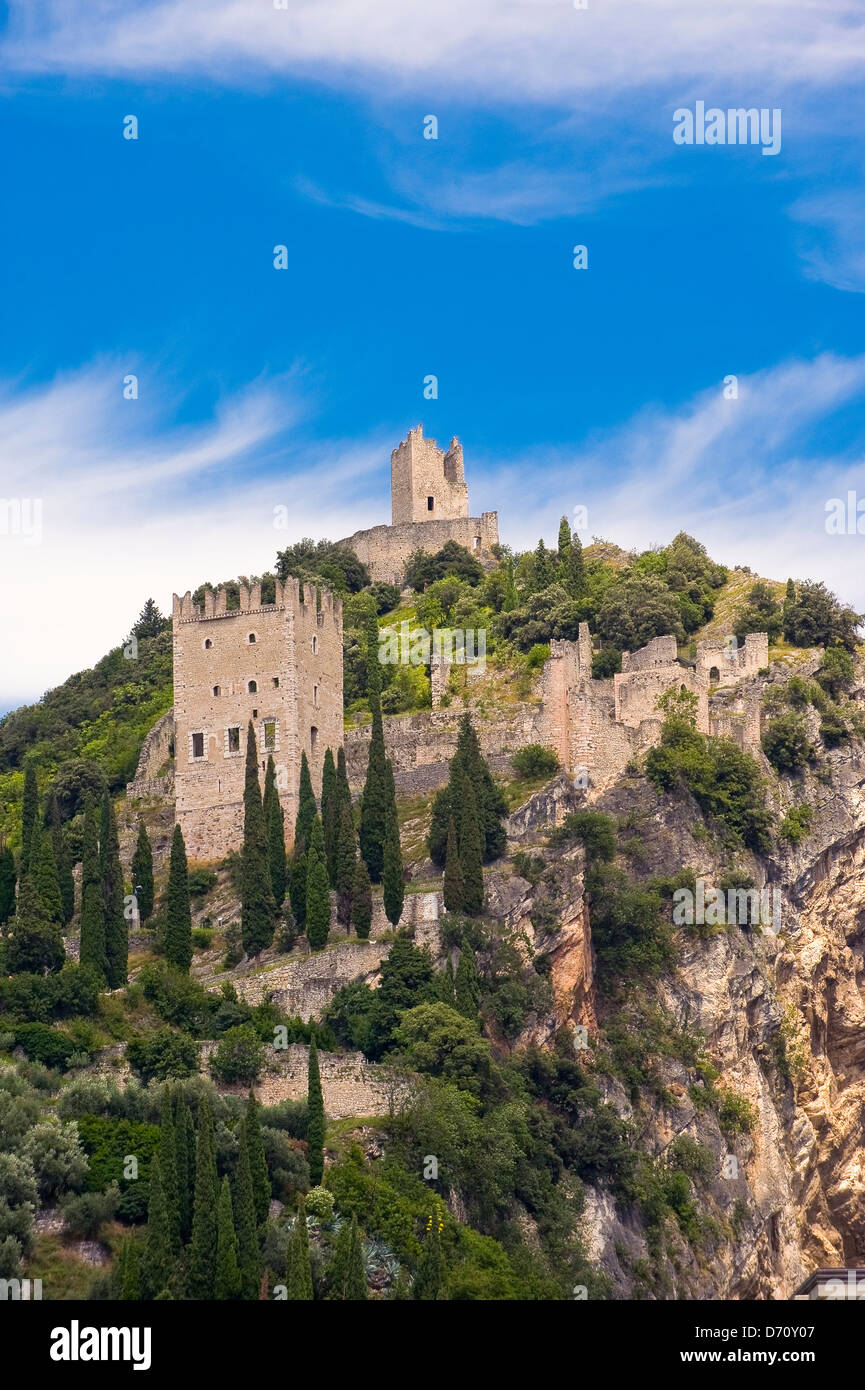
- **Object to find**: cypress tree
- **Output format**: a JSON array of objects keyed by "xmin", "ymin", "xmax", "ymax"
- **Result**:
[
  {"xmin": 413, "ymin": 1211, "xmax": 444, "ymax": 1300},
  {"xmin": 241, "ymin": 722, "xmax": 276, "ymax": 958},
  {"xmin": 214, "ymin": 1176, "xmax": 242, "ymax": 1300},
  {"xmin": 35, "ymin": 826, "xmax": 63, "ymax": 924},
  {"xmin": 345, "ymin": 1216, "xmax": 368, "ymax": 1300},
  {"xmin": 174, "ymin": 1094, "xmax": 194, "ymax": 1244},
  {"xmin": 232, "ymin": 1134, "xmax": 260, "ymax": 1299},
  {"xmin": 100, "ymin": 791, "xmax": 128, "ymax": 988},
  {"xmin": 335, "ymin": 747, "xmax": 352, "ymax": 823},
  {"xmin": 443, "ymin": 818, "xmax": 465, "ymax": 914},
  {"xmin": 287, "ymin": 1199, "xmax": 314, "ymax": 1301},
  {"xmin": 435, "ymin": 957, "xmax": 456, "ymax": 1006},
  {"xmin": 243, "ymin": 1091, "xmax": 270, "ymax": 1227},
  {"xmin": 428, "ymin": 712, "xmax": 507, "ymax": 866},
  {"xmin": 305, "ymin": 816, "xmax": 331, "ymax": 951},
  {"xmin": 119, "ymin": 1236, "xmax": 141, "ymax": 1300},
  {"xmin": 557, "ymin": 514, "xmax": 571, "ymax": 570},
  {"xmin": 0, "ymin": 842, "xmax": 15, "ymax": 927},
  {"xmin": 263, "ymin": 756, "xmax": 287, "ymax": 908},
  {"xmin": 454, "ymin": 942, "xmax": 481, "ymax": 1022},
  {"xmin": 20, "ymin": 764, "xmax": 38, "ymax": 877},
  {"xmin": 327, "ymin": 1214, "xmax": 367, "ymax": 1300},
  {"xmin": 288, "ymin": 849, "xmax": 308, "ymax": 929},
  {"xmin": 382, "ymin": 811, "xmax": 404, "ymax": 928},
  {"xmin": 131, "ymin": 820, "xmax": 154, "ymax": 923},
  {"xmin": 458, "ymin": 775, "xmax": 484, "ymax": 916},
  {"xmin": 79, "ymin": 799, "xmax": 107, "ymax": 981},
  {"xmin": 568, "ymin": 528, "xmax": 586, "ymax": 598},
  {"xmin": 306, "ymin": 1039, "xmax": 325, "ymax": 1187},
  {"xmin": 352, "ymin": 857, "xmax": 372, "ymax": 940},
  {"xmin": 47, "ymin": 792, "xmax": 74, "ymax": 925},
  {"xmin": 335, "ymin": 800, "xmax": 357, "ymax": 927},
  {"xmin": 359, "ymin": 705, "xmax": 388, "ymax": 882},
  {"xmin": 321, "ymin": 747, "xmax": 338, "ymax": 885},
  {"xmin": 187, "ymin": 1095, "xmax": 218, "ymax": 1299},
  {"xmin": 158, "ymin": 1088, "xmax": 180, "ymax": 1251},
  {"xmin": 142, "ymin": 1153, "xmax": 172, "ymax": 1299},
  {"xmin": 164, "ymin": 824, "xmax": 193, "ymax": 972},
  {"xmin": 295, "ymin": 751, "xmax": 317, "ymax": 849}
]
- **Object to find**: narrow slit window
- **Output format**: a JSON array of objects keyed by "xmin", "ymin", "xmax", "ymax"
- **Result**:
[
  {"xmin": 310, "ymin": 725, "xmax": 318, "ymax": 754},
  {"xmin": 272, "ymin": 676, "xmax": 279, "ymax": 688},
  {"xmin": 427, "ymin": 496, "xmax": 434, "ymax": 511},
  {"xmin": 212, "ymin": 686, "xmax": 220, "ymax": 697}
]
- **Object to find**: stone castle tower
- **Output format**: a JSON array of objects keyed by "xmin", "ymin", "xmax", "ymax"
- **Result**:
[
  {"xmin": 171, "ymin": 577, "xmax": 343, "ymax": 860},
  {"xmin": 339, "ymin": 426, "xmax": 499, "ymax": 584},
  {"xmin": 390, "ymin": 426, "xmax": 469, "ymax": 524}
]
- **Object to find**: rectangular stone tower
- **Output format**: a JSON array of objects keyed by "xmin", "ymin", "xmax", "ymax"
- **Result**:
[
  {"xmin": 391, "ymin": 424, "xmax": 469, "ymax": 524},
  {"xmin": 172, "ymin": 577, "xmax": 343, "ymax": 860}
]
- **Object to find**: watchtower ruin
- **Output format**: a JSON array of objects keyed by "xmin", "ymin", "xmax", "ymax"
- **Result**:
[{"xmin": 172, "ymin": 577, "xmax": 343, "ymax": 860}]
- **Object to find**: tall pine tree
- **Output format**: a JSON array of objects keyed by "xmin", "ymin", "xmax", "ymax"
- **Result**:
[
  {"xmin": 47, "ymin": 792, "xmax": 74, "ymax": 924},
  {"xmin": 568, "ymin": 527, "xmax": 586, "ymax": 598},
  {"xmin": 241, "ymin": 723, "xmax": 276, "ymax": 958},
  {"xmin": 288, "ymin": 752, "xmax": 317, "ymax": 928},
  {"xmin": 35, "ymin": 825, "xmax": 63, "ymax": 924},
  {"xmin": 287, "ymin": 1199, "xmax": 314, "ymax": 1300},
  {"xmin": 243, "ymin": 1091, "xmax": 270, "ymax": 1226},
  {"xmin": 352, "ymin": 857, "xmax": 372, "ymax": 940},
  {"xmin": 232, "ymin": 1134, "xmax": 260, "ymax": 1299},
  {"xmin": 164, "ymin": 825, "xmax": 193, "ymax": 972},
  {"xmin": 454, "ymin": 942, "xmax": 481, "ymax": 1022},
  {"xmin": 382, "ymin": 796, "xmax": 404, "ymax": 929},
  {"xmin": 335, "ymin": 800, "xmax": 357, "ymax": 927},
  {"xmin": 263, "ymin": 756, "xmax": 287, "ymax": 908},
  {"xmin": 306, "ymin": 1039, "xmax": 325, "ymax": 1186},
  {"xmin": 131, "ymin": 820, "xmax": 154, "ymax": 923},
  {"xmin": 174, "ymin": 1093, "xmax": 194, "ymax": 1244},
  {"xmin": 557, "ymin": 514, "xmax": 571, "ymax": 571},
  {"xmin": 305, "ymin": 816, "xmax": 331, "ymax": 951},
  {"xmin": 142, "ymin": 1153, "xmax": 172, "ymax": 1299},
  {"xmin": 100, "ymin": 791, "xmax": 128, "ymax": 988},
  {"xmin": 321, "ymin": 748, "xmax": 338, "ymax": 885},
  {"xmin": 428, "ymin": 712, "xmax": 507, "ymax": 866},
  {"xmin": 187, "ymin": 1095, "xmax": 218, "ymax": 1299},
  {"xmin": 158, "ymin": 1088, "xmax": 180, "ymax": 1252},
  {"xmin": 359, "ymin": 705, "xmax": 389, "ymax": 883},
  {"xmin": 0, "ymin": 841, "xmax": 15, "ymax": 927},
  {"xmin": 20, "ymin": 764, "xmax": 38, "ymax": 877},
  {"xmin": 443, "ymin": 818, "xmax": 465, "ymax": 914},
  {"xmin": 214, "ymin": 1176, "xmax": 242, "ymax": 1300},
  {"xmin": 458, "ymin": 775, "xmax": 484, "ymax": 916},
  {"xmin": 79, "ymin": 799, "xmax": 107, "ymax": 981}
]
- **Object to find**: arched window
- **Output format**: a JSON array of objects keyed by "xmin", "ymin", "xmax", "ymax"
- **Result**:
[
  {"xmin": 248, "ymin": 680, "xmax": 257, "ymax": 694},
  {"xmin": 248, "ymin": 633, "xmax": 256, "ymax": 644},
  {"xmin": 212, "ymin": 686, "xmax": 220, "ymax": 697},
  {"xmin": 310, "ymin": 726, "xmax": 318, "ymax": 753},
  {"xmin": 709, "ymin": 666, "xmax": 720, "ymax": 684},
  {"xmin": 204, "ymin": 638, "xmax": 213, "ymax": 650}
]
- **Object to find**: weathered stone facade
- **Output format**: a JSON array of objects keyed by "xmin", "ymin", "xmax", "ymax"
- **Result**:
[
  {"xmin": 696, "ymin": 632, "xmax": 769, "ymax": 688},
  {"xmin": 171, "ymin": 577, "xmax": 343, "ymax": 859},
  {"xmin": 338, "ymin": 426, "xmax": 499, "ymax": 583}
]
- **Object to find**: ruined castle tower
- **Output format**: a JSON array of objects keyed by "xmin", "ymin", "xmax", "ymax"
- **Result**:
[
  {"xmin": 171, "ymin": 577, "xmax": 343, "ymax": 860},
  {"xmin": 390, "ymin": 425, "xmax": 469, "ymax": 524},
  {"xmin": 338, "ymin": 426, "xmax": 499, "ymax": 583}
]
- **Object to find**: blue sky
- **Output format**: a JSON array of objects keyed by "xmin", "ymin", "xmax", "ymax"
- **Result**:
[{"xmin": 1, "ymin": 0, "xmax": 865, "ymax": 709}]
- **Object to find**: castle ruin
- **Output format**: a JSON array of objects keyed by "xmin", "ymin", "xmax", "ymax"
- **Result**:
[
  {"xmin": 171, "ymin": 577, "xmax": 343, "ymax": 860},
  {"xmin": 339, "ymin": 425, "xmax": 499, "ymax": 584}
]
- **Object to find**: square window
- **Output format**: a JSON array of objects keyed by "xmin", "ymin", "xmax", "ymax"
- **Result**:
[
  {"xmin": 427, "ymin": 496, "xmax": 434, "ymax": 510},
  {"xmin": 263, "ymin": 719, "xmax": 276, "ymax": 750},
  {"xmin": 227, "ymin": 727, "xmax": 240, "ymax": 753},
  {"xmin": 192, "ymin": 732, "xmax": 205, "ymax": 759},
  {"xmin": 272, "ymin": 676, "xmax": 279, "ymax": 688}
]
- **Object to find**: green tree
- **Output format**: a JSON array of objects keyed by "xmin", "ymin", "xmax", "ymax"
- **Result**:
[
  {"xmin": 131, "ymin": 821, "xmax": 154, "ymax": 924},
  {"xmin": 158, "ymin": 1088, "xmax": 180, "ymax": 1252},
  {"xmin": 359, "ymin": 705, "xmax": 388, "ymax": 882},
  {"xmin": 263, "ymin": 756, "xmax": 287, "ymax": 908},
  {"xmin": 187, "ymin": 1095, "xmax": 218, "ymax": 1299},
  {"xmin": 287, "ymin": 1199, "xmax": 314, "ymax": 1300},
  {"xmin": 20, "ymin": 764, "xmax": 38, "ymax": 878},
  {"xmin": 305, "ymin": 816, "xmax": 331, "ymax": 951},
  {"xmin": 306, "ymin": 1039, "xmax": 325, "ymax": 1187},
  {"xmin": 164, "ymin": 825, "xmax": 193, "ymax": 973},
  {"xmin": 100, "ymin": 791, "xmax": 128, "ymax": 988},
  {"xmin": 0, "ymin": 842, "xmax": 15, "ymax": 927},
  {"xmin": 174, "ymin": 1094, "xmax": 194, "ymax": 1244},
  {"xmin": 352, "ymin": 857, "xmax": 372, "ymax": 940},
  {"xmin": 454, "ymin": 942, "xmax": 481, "ymax": 1022},
  {"xmin": 428, "ymin": 713, "xmax": 507, "ymax": 866},
  {"xmin": 557, "ymin": 514, "xmax": 571, "ymax": 570},
  {"xmin": 35, "ymin": 825, "xmax": 63, "ymax": 924},
  {"xmin": 321, "ymin": 747, "xmax": 338, "ymax": 884},
  {"xmin": 241, "ymin": 723, "xmax": 277, "ymax": 958},
  {"xmin": 327, "ymin": 1214, "xmax": 367, "ymax": 1300},
  {"xmin": 295, "ymin": 751, "xmax": 318, "ymax": 849},
  {"xmin": 243, "ymin": 1091, "xmax": 270, "ymax": 1227},
  {"xmin": 119, "ymin": 1237, "xmax": 141, "ymax": 1300},
  {"xmin": 47, "ymin": 792, "xmax": 75, "ymax": 924},
  {"xmin": 232, "ymin": 1135, "xmax": 260, "ymax": 1300},
  {"xmin": 214, "ymin": 1176, "xmax": 242, "ymax": 1300},
  {"xmin": 458, "ymin": 777, "xmax": 484, "ymax": 916},
  {"xmin": 142, "ymin": 1153, "xmax": 172, "ymax": 1299},
  {"xmin": 2, "ymin": 876, "xmax": 65, "ymax": 974},
  {"xmin": 568, "ymin": 528, "xmax": 586, "ymax": 598},
  {"xmin": 382, "ymin": 807, "xmax": 405, "ymax": 929},
  {"xmin": 79, "ymin": 799, "xmax": 107, "ymax": 981},
  {"xmin": 443, "ymin": 819, "xmax": 465, "ymax": 914},
  {"xmin": 335, "ymin": 800, "xmax": 357, "ymax": 927}
]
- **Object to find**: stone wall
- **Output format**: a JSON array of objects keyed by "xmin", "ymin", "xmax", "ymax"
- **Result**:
[
  {"xmin": 697, "ymin": 633, "xmax": 769, "ymax": 688},
  {"xmin": 339, "ymin": 513, "xmax": 499, "ymax": 586},
  {"xmin": 208, "ymin": 1042, "xmax": 410, "ymax": 1118},
  {"xmin": 126, "ymin": 709, "xmax": 174, "ymax": 800},
  {"xmin": 621, "ymin": 635, "xmax": 678, "ymax": 673}
]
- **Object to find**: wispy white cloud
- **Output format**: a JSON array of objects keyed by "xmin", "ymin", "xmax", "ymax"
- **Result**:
[
  {"xmin": 4, "ymin": 0, "xmax": 865, "ymax": 101},
  {"xmin": 790, "ymin": 191, "xmax": 865, "ymax": 293}
]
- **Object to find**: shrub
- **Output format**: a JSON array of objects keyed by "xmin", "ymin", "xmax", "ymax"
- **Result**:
[
  {"xmin": 591, "ymin": 647, "xmax": 621, "ymax": 678},
  {"xmin": 511, "ymin": 745, "xmax": 559, "ymax": 780},
  {"xmin": 778, "ymin": 803, "xmax": 814, "ymax": 846},
  {"xmin": 761, "ymin": 712, "xmax": 814, "ymax": 775},
  {"xmin": 60, "ymin": 1186, "xmax": 119, "ymax": 1240},
  {"xmin": 126, "ymin": 1027, "xmax": 199, "ymax": 1083},
  {"xmin": 187, "ymin": 867, "xmax": 218, "ymax": 898},
  {"xmin": 209, "ymin": 1025, "xmax": 265, "ymax": 1086},
  {"xmin": 304, "ymin": 1186, "xmax": 335, "ymax": 1223},
  {"xmin": 191, "ymin": 928, "xmax": 213, "ymax": 949},
  {"xmin": 547, "ymin": 810, "xmax": 617, "ymax": 862},
  {"xmin": 10, "ymin": 1023, "xmax": 76, "ymax": 1069},
  {"xmin": 222, "ymin": 922, "xmax": 244, "ymax": 968}
]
